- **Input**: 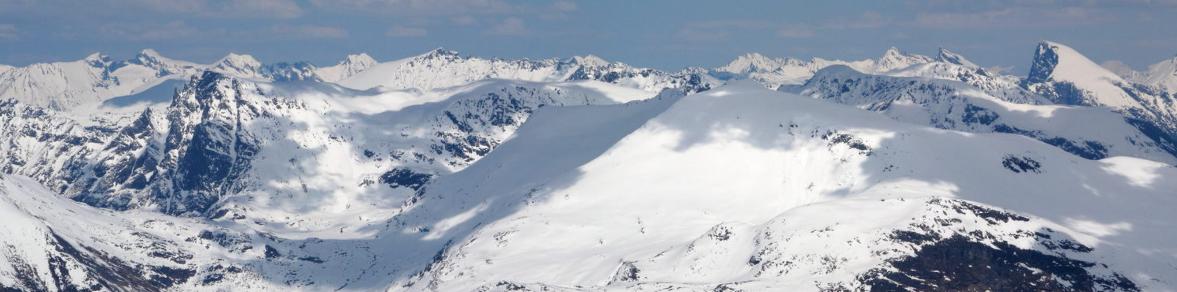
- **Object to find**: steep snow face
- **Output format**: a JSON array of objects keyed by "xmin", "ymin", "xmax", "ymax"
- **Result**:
[
  {"xmin": 393, "ymin": 82, "xmax": 1177, "ymax": 290},
  {"xmin": 337, "ymin": 49, "xmax": 715, "ymax": 94},
  {"xmin": 794, "ymin": 66, "xmax": 1177, "ymax": 163},
  {"xmin": 315, "ymin": 53, "xmax": 377, "ymax": 82}
]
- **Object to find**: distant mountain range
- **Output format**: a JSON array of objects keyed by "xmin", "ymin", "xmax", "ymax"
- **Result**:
[{"xmin": 0, "ymin": 41, "xmax": 1175, "ymax": 291}]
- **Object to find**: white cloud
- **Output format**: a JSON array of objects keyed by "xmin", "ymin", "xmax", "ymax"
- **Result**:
[
  {"xmin": 386, "ymin": 25, "xmax": 428, "ymax": 37},
  {"xmin": 487, "ymin": 17, "xmax": 528, "ymax": 36}
]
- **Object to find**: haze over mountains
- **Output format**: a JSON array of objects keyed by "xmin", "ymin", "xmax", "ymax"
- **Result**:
[{"xmin": 0, "ymin": 40, "xmax": 1175, "ymax": 291}]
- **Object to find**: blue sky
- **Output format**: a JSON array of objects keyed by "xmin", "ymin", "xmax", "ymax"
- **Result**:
[{"xmin": 1, "ymin": 0, "xmax": 1175, "ymax": 74}]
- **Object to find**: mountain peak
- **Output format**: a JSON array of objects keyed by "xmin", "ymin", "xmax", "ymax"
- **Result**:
[
  {"xmin": 1140, "ymin": 54, "xmax": 1177, "ymax": 92},
  {"xmin": 216, "ymin": 53, "xmax": 261, "ymax": 68},
  {"xmin": 1026, "ymin": 40, "xmax": 1123, "ymax": 85},
  {"xmin": 83, "ymin": 52, "xmax": 111, "ymax": 66},
  {"xmin": 341, "ymin": 53, "xmax": 376, "ymax": 66},
  {"xmin": 1025, "ymin": 42, "xmax": 1060, "ymax": 84},
  {"xmin": 569, "ymin": 55, "xmax": 611, "ymax": 67},
  {"xmin": 138, "ymin": 48, "xmax": 163, "ymax": 59},
  {"xmin": 212, "ymin": 53, "xmax": 263, "ymax": 78},
  {"xmin": 937, "ymin": 48, "xmax": 978, "ymax": 68},
  {"xmin": 419, "ymin": 48, "xmax": 461, "ymax": 59},
  {"xmin": 875, "ymin": 47, "xmax": 933, "ymax": 72},
  {"xmin": 719, "ymin": 52, "xmax": 784, "ymax": 74},
  {"xmin": 131, "ymin": 48, "xmax": 168, "ymax": 67},
  {"xmin": 1024, "ymin": 40, "xmax": 1141, "ymax": 108}
]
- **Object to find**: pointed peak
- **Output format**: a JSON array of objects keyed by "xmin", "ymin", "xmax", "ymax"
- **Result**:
[
  {"xmin": 936, "ymin": 48, "xmax": 978, "ymax": 68},
  {"xmin": 879, "ymin": 46, "xmax": 926, "ymax": 60},
  {"xmin": 1027, "ymin": 41, "xmax": 1063, "ymax": 84},
  {"xmin": 1026, "ymin": 40, "xmax": 1135, "ymax": 107},
  {"xmin": 875, "ymin": 46, "xmax": 934, "ymax": 72}
]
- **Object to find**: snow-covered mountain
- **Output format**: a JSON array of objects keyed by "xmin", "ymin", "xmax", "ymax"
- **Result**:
[
  {"xmin": 710, "ymin": 47, "xmax": 945, "ymax": 89},
  {"xmin": 3, "ymin": 82, "xmax": 1174, "ymax": 291},
  {"xmin": 710, "ymin": 53, "xmax": 866, "ymax": 90},
  {"xmin": 1020, "ymin": 41, "xmax": 1177, "ymax": 162},
  {"xmin": 315, "ymin": 53, "xmax": 378, "ymax": 82},
  {"xmin": 0, "ymin": 69, "xmax": 661, "ymax": 222},
  {"xmin": 2, "ymin": 43, "xmax": 1177, "ymax": 291},
  {"xmin": 792, "ymin": 65, "xmax": 1177, "ymax": 163},
  {"xmin": 0, "ymin": 50, "xmax": 335, "ymax": 112},
  {"xmin": 396, "ymin": 82, "xmax": 1175, "ymax": 290},
  {"xmin": 338, "ymin": 49, "xmax": 715, "ymax": 94},
  {"xmin": 1103, "ymin": 56, "xmax": 1177, "ymax": 93},
  {"xmin": 1139, "ymin": 57, "xmax": 1177, "ymax": 92},
  {"xmin": 885, "ymin": 49, "xmax": 1048, "ymax": 104}
]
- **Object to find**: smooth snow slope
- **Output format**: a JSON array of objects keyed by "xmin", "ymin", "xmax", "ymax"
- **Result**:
[{"xmin": 393, "ymin": 81, "xmax": 1177, "ymax": 290}]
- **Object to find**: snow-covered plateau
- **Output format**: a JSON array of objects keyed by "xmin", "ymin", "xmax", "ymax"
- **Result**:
[{"xmin": 0, "ymin": 41, "xmax": 1175, "ymax": 291}]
